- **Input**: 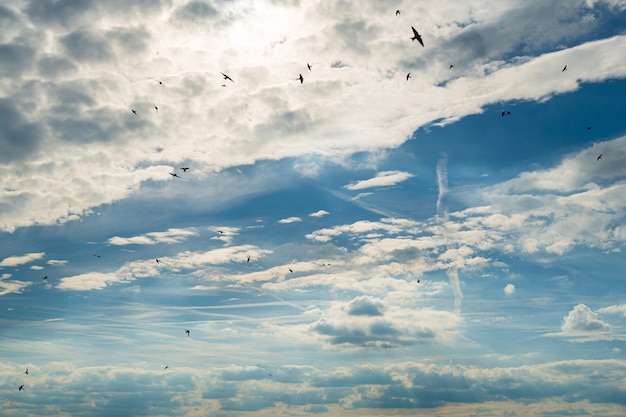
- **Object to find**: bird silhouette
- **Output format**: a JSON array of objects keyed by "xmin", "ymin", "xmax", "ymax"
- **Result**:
[
  {"xmin": 164, "ymin": 365, "xmax": 169, "ymax": 370},
  {"xmin": 597, "ymin": 154, "xmax": 603, "ymax": 161},
  {"xmin": 411, "ymin": 27, "xmax": 424, "ymax": 47},
  {"xmin": 449, "ymin": 64, "xmax": 454, "ymax": 69},
  {"xmin": 155, "ymin": 258, "xmax": 160, "ymax": 264},
  {"xmin": 169, "ymin": 172, "xmax": 181, "ymax": 178},
  {"xmin": 131, "ymin": 109, "xmax": 137, "ymax": 115},
  {"xmin": 298, "ymin": 73, "xmax": 304, "ymax": 84},
  {"xmin": 180, "ymin": 167, "xmax": 190, "ymax": 172},
  {"xmin": 288, "ymin": 268, "xmax": 293, "ymax": 273},
  {"xmin": 185, "ymin": 329, "xmax": 190, "ymax": 336},
  {"xmin": 43, "ymin": 276, "xmax": 48, "ymax": 280},
  {"xmin": 406, "ymin": 73, "xmax": 411, "ymax": 80},
  {"xmin": 19, "ymin": 385, "xmax": 24, "ymax": 391},
  {"xmin": 221, "ymin": 72, "xmax": 234, "ymax": 83},
  {"xmin": 247, "ymin": 256, "xmax": 251, "ymax": 263},
  {"xmin": 501, "ymin": 111, "xmax": 511, "ymax": 117},
  {"xmin": 154, "ymin": 105, "xmax": 158, "ymax": 114},
  {"xmin": 93, "ymin": 254, "xmax": 101, "ymax": 258},
  {"xmin": 587, "ymin": 126, "xmax": 591, "ymax": 130},
  {"xmin": 25, "ymin": 368, "xmax": 29, "ymax": 375},
  {"xmin": 396, "ymin": 10, "xmax": 401, "ymax": 16},
  {"xmin": 307, "ymin": 63, "xmax": 312, "ymax": 71},
  {"xmin": 562, "ymin": 65, "xmax": 567, "ymax": 72}
]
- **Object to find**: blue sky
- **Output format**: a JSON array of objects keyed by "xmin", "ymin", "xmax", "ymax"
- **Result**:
[{"xmin": 2, "ymin": 1, "xmax": 626, "ymax": 416}]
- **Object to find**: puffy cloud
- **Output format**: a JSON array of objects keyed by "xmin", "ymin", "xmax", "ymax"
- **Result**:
[
  {"xmin": 309, "ymin": 210, "xmax": 330, "ymax": 217},
  {"xmin": 278, "ymin": 217, "xmax": 303, "ymax": 224},
  {"xmin": 504, "ymin": 283, "xmax": 516, "ymax": 295},
  {"xmin": 562, "ymin": 304, "xmax": 611, "ymax": 333}
]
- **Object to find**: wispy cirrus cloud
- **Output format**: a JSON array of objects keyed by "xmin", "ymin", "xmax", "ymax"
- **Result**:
[
  {"xmin": 0, "ymin": 252, "xmax": 45, "ymax": 267},
  {"xmin": 344, "ymin": 171, "xmax": 414, "ymax": 191},
  {"xmin": 108, "ymin": 228, "xmax": 198, "ymax": 246}
]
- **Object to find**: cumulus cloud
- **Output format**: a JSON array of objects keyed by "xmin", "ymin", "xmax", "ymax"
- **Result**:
[
  {"xmin": 345, "ymin": 171, "xmax": 414, "ymax": 191},
  {"xmin": 545, "ymin": 304, "xmax": 619, "ymax": 342},
  {"xmin": 278, "ymin": 217, "xmax": 303, "ymax": 224},
  {"xmin": 309, "ymin": 210, "xmax": 329, "ymax": 217},
  {"xmin": 504, "ymin": 283, "xmax": 516, "ymax": 295}
]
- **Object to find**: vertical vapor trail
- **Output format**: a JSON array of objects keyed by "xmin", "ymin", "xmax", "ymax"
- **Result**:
[
  {"xmin": 446, "ymin": 268, "xmax": 463, "ymax": 315},
  {"xmin": 436, "ymin": 153, "xmax": 448, "ymax": 220}
]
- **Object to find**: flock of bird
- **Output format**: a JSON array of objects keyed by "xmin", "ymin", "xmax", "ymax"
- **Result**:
[{"xmin": 12, "ymin": 7, "xmax": 605, "ymax": 395}]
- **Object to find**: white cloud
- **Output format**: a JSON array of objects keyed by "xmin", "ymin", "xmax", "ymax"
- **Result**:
[
  {"xmin": 599, "ymin": 304, "xmax": 626, "ymax": 317},
  {"xmin": 504, "ymin": 283, "xmax": 516, "ymax": 295},
  {"xmin": 436, "ymin": 154, "xmax": 449, "ymax": 219},
  {"xmin": 108, "ymin": 228, "xmax": 198, "ymax": 246},
  {"xmin": 1, "ymin": 0, "xmax": 626, "ymax": 233},
  {"xmin": 0, "ymin": 252, "xmax": 45, "ymax": 267},
  {"xmin": 545, "ymin": 304, "xmax": 619, "ymax": 342},
  {"xmin": 278, "ymin": 217, "xmax": 302, "ymax": 224},
  {"xmin": 309, "ymin": 210, "xmax": 329, "ymax": 217},
  {"xmin": 345, "ymin": 171, "xmax": 414, "ymax": 191}
]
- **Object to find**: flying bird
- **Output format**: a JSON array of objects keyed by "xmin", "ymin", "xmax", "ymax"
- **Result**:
[
  {"xmin": 93, "ymin": 254, "xmax": 101, "ymax": 258},
  {"xmin": 169, "ymin": 172, "xmax": 181, "ymax": 178},
  {"xmin": 180, "ymin": 167, "xmax": 190, "ymax": 172},
  {"xmin": 154, "ymin": 105, "xmax": 158, "ymax": 114},
  {"xmin": 501, "ymin": 111, "xmax": 511, "ymax": 117},
  {"xmin": 185, "ymin": 329, "xmax": 190, "ymax": 336},
  {"xmin": 449, "ymin": 64, "xmax": 454, "ymax": 69},
  {"xmin": 587, "ymin": 126, "xmax": 592, "ymax": 130},
  {"xmin": 298, "ymin": 73, "xmax": 304, "ymax": 84},
  {"xmin": 307, "ymin": 63, "xmax": 312, "ymax": 71},
  {"xmin": 218, "ymin": 230, "xmax": 224, "ymax": 234},
  {"xmin": 288, "ymin": 268, "xmax": 293, "ymax": 273},
  {"xmin": 406, "ymin": 73, "xmax": 411, "ymax": 80},
  {"xmin": 43, "ymin": 276, "xmax": 48, "ymax": 280},
  {"xmin": 562, "ymin": 65, "xmax": 567, "ymax": 72},
  {"xmin": 164, "ymin": 365, "xmax": 169, "ymax": 370},
  {"xmin": 221, "ymin": 72, "xmax": 234, "ymax": 83},
  {"xmin": 247, "ymin": 256, "xmax": 251, "ymax": 263},
  {"xmin": 131, "ymin": 109, "xmax": 137, "ymax": 115},
  {"xmin": 417, "ymin": 279, "xmax": 421, "ymax": 284},
  {"xmin": 155, "ymin": 258, "xmax": 160, "ymax": 264},
  {"xmin": 411, "ymin": 27, "xmax": 424, "ymax": 47},
  {"xmin": 19, "ymin": 385, "xmax": 24, "ymax": 391},
  {"xmin": 396, "ymin": 10, "xmax": 401, "ymax": 15},
  {"xmin": 25, "ymin": 368, "xmax": 29, "ymax": 375},
  {"xmin": 597, "ymin": 154, "xmax": 603, "ymax": 161}
]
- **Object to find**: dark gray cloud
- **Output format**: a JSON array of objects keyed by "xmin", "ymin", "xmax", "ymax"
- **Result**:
[
  {"xmin": 254, "ymin": 109, "xmax": 313, "ymax": 140},
  {"xmin": 0, "ymin": 99, "xmax": 43, "ymax": 163},
  {"xmin": 0, "ymin": 43, "xmax": 35, "ymax": 78},
  {"xmin": 311, "ymin": 318, "xmax": 417, "ymax": 348},
  {"xmin": 37, "ymin": 55, "xmax": 79, "ymax": 79},
  {"xmin": 26, "ymin": 0, "xmax": 96, "ymax": 28},
  {"xmin": 333, "ymin": 19, "xmax": 380, "ymax": 56},
  {"xmin": 174, "ymin": 0, "xmax": 219, "ymax": 21},
  {"xmin": 346, "ymin": 295, "xmax": 384, "ymax": 316},
  {"xmin": 60, "ymin": 30, "xmax": 113, "ymax": 62}
]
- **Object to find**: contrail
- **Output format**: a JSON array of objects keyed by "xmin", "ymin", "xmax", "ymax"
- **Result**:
[
  {"xmin": 436, "ymin": 153, "xmax": 448, "ymax": 220},
  {"xmin": 446, "ymin": 268, "xmax": 463, "ymax": 315}
]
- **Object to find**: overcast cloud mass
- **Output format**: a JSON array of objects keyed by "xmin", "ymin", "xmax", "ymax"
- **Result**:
[{"xmin": 2, "ymin": 0, "xmax": 626, "ymax": 416}]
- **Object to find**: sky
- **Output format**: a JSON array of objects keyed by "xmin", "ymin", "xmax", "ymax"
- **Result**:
[{"xmin": 1, "ymin": 0, "xmax": 626, "ymax": 416}]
